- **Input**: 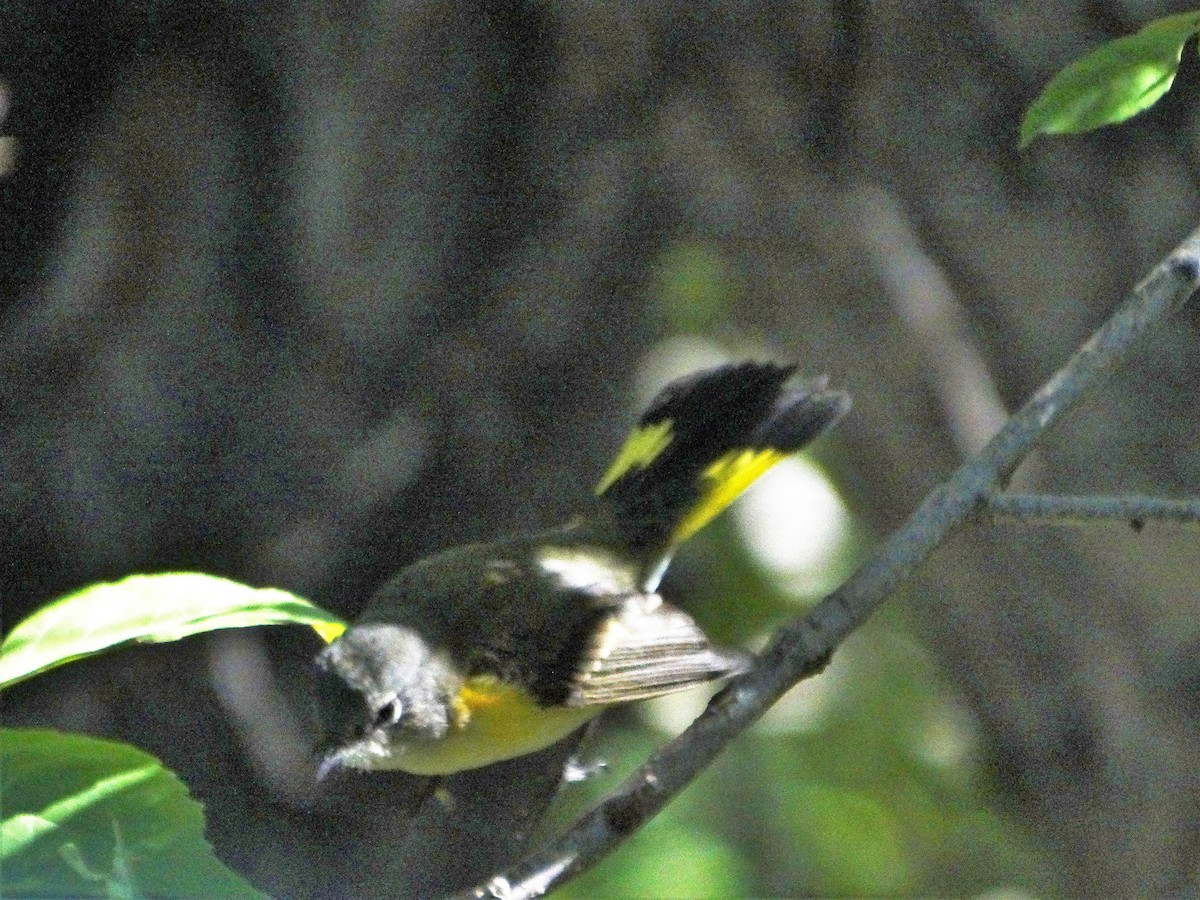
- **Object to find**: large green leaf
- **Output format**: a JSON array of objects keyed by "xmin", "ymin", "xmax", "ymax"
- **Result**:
[
  {"xmin": 1, "ymin": 728, "xmax": 264, "ymax": 898},
  {"xmin": 0, "ymin": 572, "xmax": 346, "ymax": 690},
  {"xmin": 1020, "ymin": 12, "xmax": 1200, "ymax": 148}
]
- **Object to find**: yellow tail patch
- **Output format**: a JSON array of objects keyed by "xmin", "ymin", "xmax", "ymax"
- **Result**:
[
  {"xmin": 671, "ymin": 448, "xmax": 786, "ymax": 546},
  {"xmin": 595, "ymin": 421, "xmax": 674, "ymax": 495}
]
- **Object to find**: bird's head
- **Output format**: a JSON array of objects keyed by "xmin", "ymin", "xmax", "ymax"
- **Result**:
[{"xmin": 312, "ymin": 622, "xmax": 456, "ymax": 778}]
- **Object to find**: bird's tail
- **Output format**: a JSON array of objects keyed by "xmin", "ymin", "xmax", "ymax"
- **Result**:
[{"xmin": 594, "ymin": 362, "xmax": 850, "ymax": 587}]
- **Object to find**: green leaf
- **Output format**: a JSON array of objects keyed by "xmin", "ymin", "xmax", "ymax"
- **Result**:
[
  {"xmin": 0, "ymin": 728, "xmax": 264, "ymax": 898},
  {"xmin": 1020, "ymin": 12, "xmax": 1200, "ymax": 148},
  {"xmin": 0, "ymin": 572, "xmax": 346, "ymax": 690}
]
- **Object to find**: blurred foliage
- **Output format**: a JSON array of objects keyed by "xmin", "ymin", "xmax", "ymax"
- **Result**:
[
  {"xmin": 650, "ymin": 240, "xmax": 738, "ymax": 335},
  {"xmin": 1021, "ymin": 12, "xmax": 1200, "ymax": 147}
]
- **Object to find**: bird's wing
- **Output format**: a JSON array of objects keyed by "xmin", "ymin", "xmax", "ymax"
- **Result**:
[{"xmin": 567, "ymin": 594, "xmax": 751, "ymax": 706}]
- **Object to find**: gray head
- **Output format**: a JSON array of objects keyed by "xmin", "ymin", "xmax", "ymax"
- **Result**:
[{"xmin": 312, "ymin": 622, "xmax": 457, "ymax": 777}]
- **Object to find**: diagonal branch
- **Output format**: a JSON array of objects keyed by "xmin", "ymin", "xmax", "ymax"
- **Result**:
[
  {"xmin": 985, "ymin": 493, "xmax": 1200, "ymax": 529},
  {"xmin": 458, "ymin": 227, "xmax": 1200, "ymax": 900}
]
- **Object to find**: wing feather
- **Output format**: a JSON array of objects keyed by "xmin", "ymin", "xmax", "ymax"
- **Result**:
[{"xmin": 568, "ymin": 595, "xmax": 751, "ymax": 706}]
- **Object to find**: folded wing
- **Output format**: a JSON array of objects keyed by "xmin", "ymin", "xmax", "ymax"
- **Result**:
[{"xmin": 567, "ymin": 594, "xmax": 751, "ymax": 706}]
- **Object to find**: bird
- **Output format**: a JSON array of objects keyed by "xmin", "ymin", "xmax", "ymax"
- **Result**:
[{"xmin": 313, "ymin": 361, "xmax": 850, "ymax": 778}]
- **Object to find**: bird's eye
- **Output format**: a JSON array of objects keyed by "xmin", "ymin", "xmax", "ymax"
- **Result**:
[{"xmin": 373, "ymin": 697, "xmax": 402, "ymax": 728}]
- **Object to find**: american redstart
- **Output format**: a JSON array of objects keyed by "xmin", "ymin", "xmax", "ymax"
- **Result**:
[{"xmin": 313, "ymin": 362, "xmax": 850, "ymax": 778}]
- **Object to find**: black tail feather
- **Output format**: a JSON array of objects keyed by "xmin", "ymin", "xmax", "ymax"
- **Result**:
[{"xmin": 594, "ymin": 362, "xmax": 850, "ymax": 571}]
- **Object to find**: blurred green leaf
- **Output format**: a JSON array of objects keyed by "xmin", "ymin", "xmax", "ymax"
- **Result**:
[
  {"xmin": 1020, "ymin": 12, "xmax": 1200, "ymax": 148},
  {"xmin": 561, "ymin": 816, "xmax": 750, "ymax": 899},
  {"xmin": 787, "ymin": 781, "xmax": 912, "ymax": 895},
  {"xmin": 653, "ymin": 241, "xmax": 737, "ymax": 333},
  {"xmin": 0, "ymin": 572, "xmax": 346, "ymax": 689},
  {"xmin": 1, "ymin": 728, "xmax": 263, "ymax": 898}
]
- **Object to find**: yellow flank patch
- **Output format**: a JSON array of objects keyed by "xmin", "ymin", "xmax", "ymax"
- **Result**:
[
  {"xmin": 595, "ymin": 420, "xmax": 674, "ymax": 495},
  {"xmin": 671, "ymin": 448, "xmax": 786, "ymax": 546},
  {"xmin": 458, "ymin": 677, "xmax": 509, "ymax": 711},
  {"xmin": 388, "ymin": 674, "xmax": 603, "ymax": 776},
  {"xmin": 312, "ymin": 620, "xmax": 348, "ymax": 643}
]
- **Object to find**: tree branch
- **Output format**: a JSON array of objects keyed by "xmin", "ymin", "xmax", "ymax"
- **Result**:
[
  {"xmin": 985, "ymin": 493, "xmax": 1200, "ymax": 529},
  {"xmin": 457, "ymin": 227, "xmax": 1200, "ymax": 900}
]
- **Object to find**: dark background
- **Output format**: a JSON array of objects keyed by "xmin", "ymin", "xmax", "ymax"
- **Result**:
[{"xmin": 4, "ymin": 1, "xmax": 1200, "ymax": 896}]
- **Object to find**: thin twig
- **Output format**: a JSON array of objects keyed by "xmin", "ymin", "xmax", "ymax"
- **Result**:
[
  {"xmin": 458, "ymin": 228, "xmax": 1200, "ymax": 900},
  {"xmin": 985, "ymin": 493, "xmax": 1200, "ymax": 529},
  {"xmin": 854, "ymin": 184, "xmax": 1010, "ymax": 456}
]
